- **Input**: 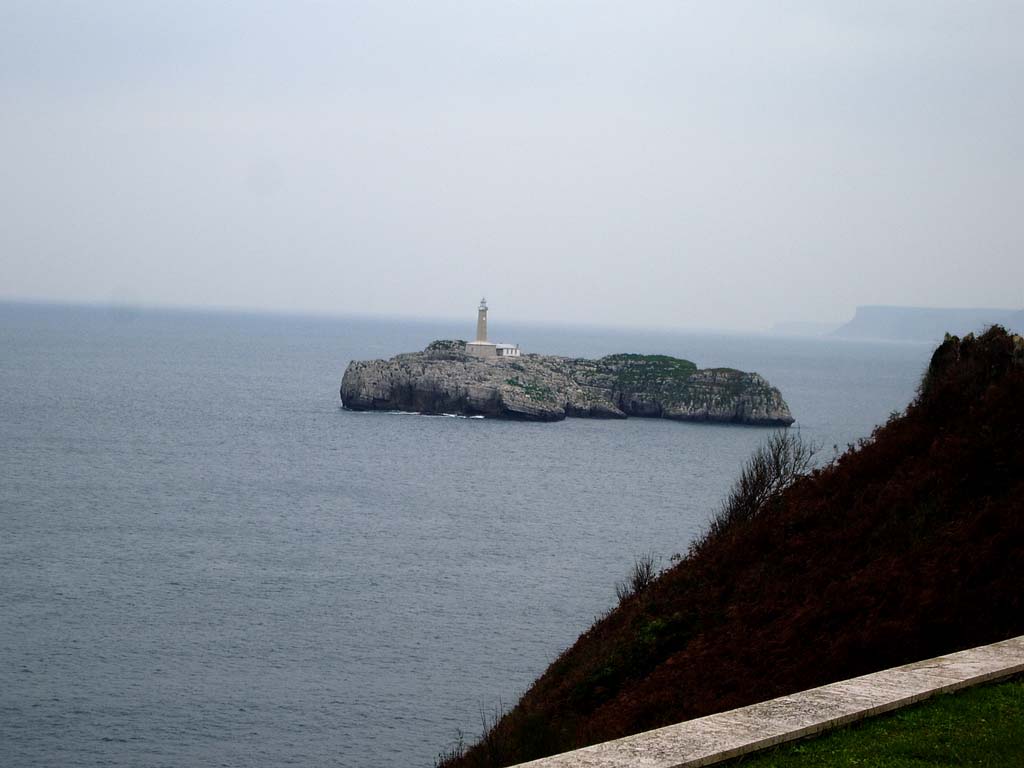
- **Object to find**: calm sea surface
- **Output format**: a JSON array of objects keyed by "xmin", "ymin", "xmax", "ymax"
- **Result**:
[{"xmin": 0, "ymin": 303, "xmax": 933, "ymax": 767}]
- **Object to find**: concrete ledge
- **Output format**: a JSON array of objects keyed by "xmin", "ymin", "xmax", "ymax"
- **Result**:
[{"xmin": 511, "ymin": 635, "xmax": 1024, "ymax": 768}]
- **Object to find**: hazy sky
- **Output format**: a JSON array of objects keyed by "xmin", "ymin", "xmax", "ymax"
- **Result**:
[{"xmin": 2, "ymin": 1, "xmax": 1022, "ymax": 331}]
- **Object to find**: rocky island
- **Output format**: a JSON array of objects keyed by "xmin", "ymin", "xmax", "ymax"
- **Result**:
[{"xmin": 340, "ymin": 339, "xmax": 795, "ymax": 426}]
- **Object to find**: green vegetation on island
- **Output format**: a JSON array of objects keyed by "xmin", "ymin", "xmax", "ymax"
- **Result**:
[
  {"xmin": 603, "ymin": 353, "xmax": 700, "ymax": 397},
  {"xmin": 425, "ymin": 339, "xmax": 470, "ymax": 352},
  {"xmin": 504, "ymin": 376, "xmax": 556, "ymax": 403}
]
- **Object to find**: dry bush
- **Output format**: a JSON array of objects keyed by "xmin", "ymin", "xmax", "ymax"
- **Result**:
[
  {"xmin": 615, "ymin": 553, "xmax": 659, "ymax": 603},
  {"xmin": 691, "ymin": 431, "xmax": 816, "ymax": 555}
]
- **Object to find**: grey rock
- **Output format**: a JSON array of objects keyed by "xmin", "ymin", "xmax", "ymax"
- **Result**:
[{"xmin": 340, "ymin": 342, "xmax": 795, "ymax": 426}]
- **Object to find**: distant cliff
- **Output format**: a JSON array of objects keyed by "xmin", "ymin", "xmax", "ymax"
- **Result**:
[
  {"xmin": 833, "ymin": 305, "xmax": 1023, "ymax": 342},
  {"xmin": 340, "ymin": 341, "xmax": 794, "ymax": 426}
]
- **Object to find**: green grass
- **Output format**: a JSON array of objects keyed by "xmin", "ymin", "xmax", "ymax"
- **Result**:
[
  {"xmin": 728, "ymin": 678, "xmax": 1024, "ymax": 767},
  {"xmin": 425, "ymin": 339, "xmax": 467, "ymax": 352},
  {"xmin": 600, "ymin": 354, "xmax": 699, "ymax": 396},
  {"xmin": 504, "ymin": 376, "xmax": 555, "ymax": 402}
]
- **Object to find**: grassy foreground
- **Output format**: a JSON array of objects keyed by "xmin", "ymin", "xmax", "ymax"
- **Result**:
[{"xmin": 731, "ymin": 678, "xmax": 1024, "ymax": 767}]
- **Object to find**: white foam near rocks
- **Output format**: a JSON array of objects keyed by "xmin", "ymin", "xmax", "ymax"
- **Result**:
[{"xmin": 511, "ymin": 635, "xmax": 1024, "ymax": 768}]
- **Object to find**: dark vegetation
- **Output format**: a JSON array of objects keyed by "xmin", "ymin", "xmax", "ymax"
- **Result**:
[
  {"xmin": 504, "ymin": 377, "xmax": 556, "ymax": 403},
  {"xmin": 691, "ymin": 431, "xmax": 817, "ymax": 556},
  {"xmin": 602, "ymin": 353, "xmax": 699, "ymax": 394},
  {"xmin": 438, "ymin": 327, "xmax": 1024, "ymax": 768},
  {"xmin": 614, "ymin": 553, "xmax": 660, "ymax": 603},
  {"xmin": 426, "ymin": 339, "xmax": 468, "ymax": 352}
]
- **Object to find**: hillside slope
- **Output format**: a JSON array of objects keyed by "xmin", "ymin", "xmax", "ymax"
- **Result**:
[{"xmin": 439, "ymin": 327, "xmax": 1024, "ymax": 767}]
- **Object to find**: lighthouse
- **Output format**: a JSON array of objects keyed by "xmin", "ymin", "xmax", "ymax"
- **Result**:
[
  {"xmin": 465, "ymin": 299, "xmax": 521, "ymax": 358},
  {"xmin": 476, "ymin": 297, "xmax": 488, "ymax": 343}
]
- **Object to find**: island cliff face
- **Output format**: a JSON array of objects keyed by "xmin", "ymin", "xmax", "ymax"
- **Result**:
[{"xmin": 340, "ymin": 340, "xmax": 795, "ymax": 426}]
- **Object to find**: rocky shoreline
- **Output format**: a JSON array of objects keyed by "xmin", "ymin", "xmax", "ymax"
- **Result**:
[{"xmin": 340, "ymin": 340, "xmax": 794, "ymax": 426}]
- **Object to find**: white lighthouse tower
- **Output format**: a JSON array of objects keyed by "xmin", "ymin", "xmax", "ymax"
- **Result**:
[
  {"xmin": 465, "ymin": 298, "xmax": 520, "ymax": 358},
  {"xmin": 476, "ymin": 297, "xmax": 488, "ymax": 343}
]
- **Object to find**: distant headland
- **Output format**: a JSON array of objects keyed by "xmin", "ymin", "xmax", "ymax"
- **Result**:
[
  {"xmin": 769, "ymin": 305, "xmax": 1023, "ymax": 342},
  {"xmin": 831, "ymin": 305, "xmax": 1024, "ymax": 343},
  {"xmin": 340, "ymin": 301, "xmax": 794, "ymax": 426}
]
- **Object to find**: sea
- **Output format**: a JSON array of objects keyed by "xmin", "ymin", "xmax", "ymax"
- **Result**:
[{"xmin": 0, "ymin": 302, "xmax": 934, "ymax": 768}]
